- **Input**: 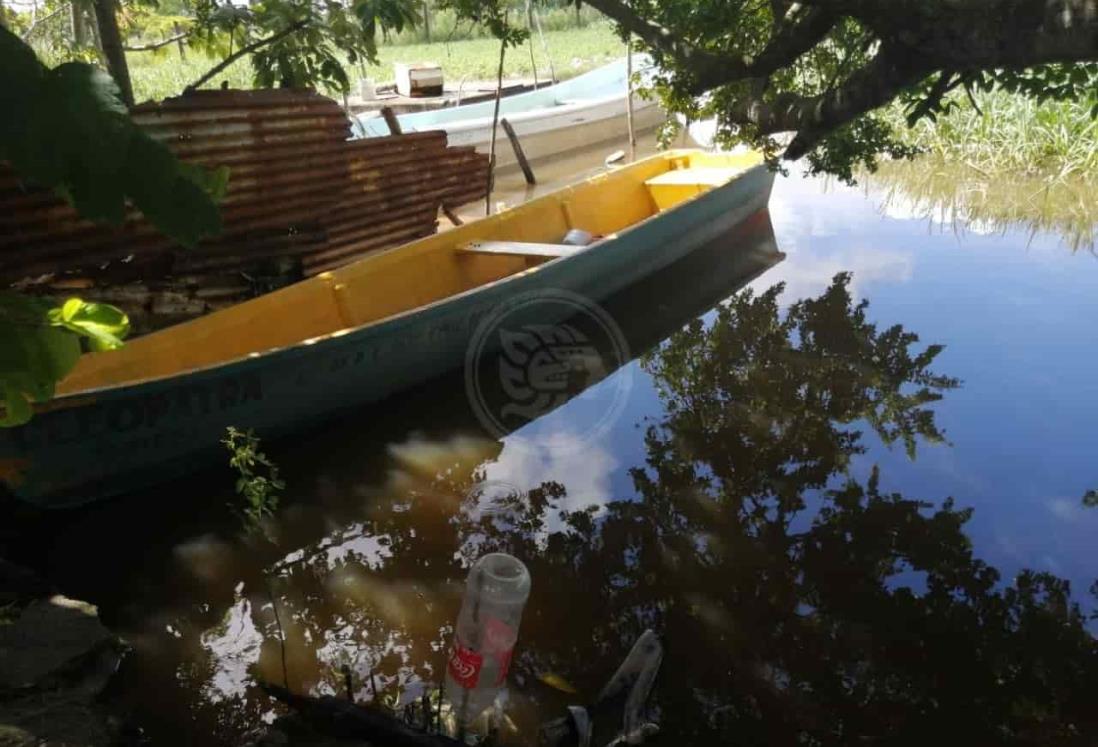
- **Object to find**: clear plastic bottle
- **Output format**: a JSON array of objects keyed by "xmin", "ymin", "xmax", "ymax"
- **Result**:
[{"xmin": 444, "ymin": 552, "xmax": 531, "ymax": 726}]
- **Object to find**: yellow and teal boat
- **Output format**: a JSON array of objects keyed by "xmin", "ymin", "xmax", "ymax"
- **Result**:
[{"xmin": 0, "ymin": 150, "xmax": 774, "ymax": 507}]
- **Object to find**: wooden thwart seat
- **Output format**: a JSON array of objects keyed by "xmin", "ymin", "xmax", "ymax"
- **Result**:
[{"xmin": 458, "ymin": 240, "xmax": 582, "ymax": 259}]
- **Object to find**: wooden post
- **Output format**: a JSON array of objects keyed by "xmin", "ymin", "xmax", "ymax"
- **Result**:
[
  {"xmin": 173, "ymin": 22, "xmax": 186, "ymax": 59},
  {"xmin": 525, "ymin": 0, "xmax": 538, "ymax": 88},
  {"xmin": 380, "ymin": 106, "xmax": 403, "ymax": 135},
  {"xmin": 486, "ymin": 38, "xmax": 506, "ymax": 216},
  {"xmin": 625, "ymin": 34, "xmax": 636, "ymax": 160},
  {"xmin": 92, "ymin": 0, "xmax": 134, "ymax": 107},
  {"xmin": 501, "ymin": 118, "xmax": 536, "ymax": 186},
  {"xmin": 532, "ymin": 7, "xmax": 555, "ymax": 83},
  {"xmin": 70, "ymin": 3, "xmax": 87, "ymax": 47},
  {"xmin": 441, "ymin": 203, "xmax": 464, "ymax": 226}
]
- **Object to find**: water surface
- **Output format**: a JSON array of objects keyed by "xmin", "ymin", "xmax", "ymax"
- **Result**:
[{"xmin": 23, "ymin": 156, "xmax": 1098, "ymax": 745}]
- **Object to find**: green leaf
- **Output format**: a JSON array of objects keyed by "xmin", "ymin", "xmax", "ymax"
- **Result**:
[
  {"xmin": 0, "ymin": 293, "xmax": 131, "ymax": 426},
  {"xmin": 0, "ymin": 293, "xmax": 86, "ymax": 423},
  {"xmin": 59, "ymin": 298, "xmax": 84, "ymax": 322},
  {"xmin": 47, "ymin": 298, "xmax": 130, "ymax": 352},
  {"xmin": 0, "ymin": 383, "xmax": 33, "ymax": 428}
]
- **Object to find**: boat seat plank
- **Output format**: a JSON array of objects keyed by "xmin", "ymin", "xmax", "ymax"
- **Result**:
[{"xmin": 458, "ymin": 241, "xmax": 582, "ymax": 258}]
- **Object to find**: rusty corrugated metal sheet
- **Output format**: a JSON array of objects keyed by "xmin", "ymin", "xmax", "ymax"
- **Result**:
[{"xmin": 0, "ymin": 89, "xmax": 488, "ymax": 332}]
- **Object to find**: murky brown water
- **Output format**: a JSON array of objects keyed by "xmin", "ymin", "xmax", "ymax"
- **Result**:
[{"xmin": 13, "ymin": 142, "xmax": 1098, "ymax": 745}]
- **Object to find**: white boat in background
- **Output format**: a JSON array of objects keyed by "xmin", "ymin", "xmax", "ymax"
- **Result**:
[{"xmin": 353, "ymin": 57, "xmax": 663, "ymax": 167}]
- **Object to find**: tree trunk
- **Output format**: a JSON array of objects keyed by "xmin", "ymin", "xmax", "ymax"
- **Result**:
[
  {"xmin": 92, "ymin": 0, "xmax": 134, "ymax": 107},
  {"xmin": 173, "ymin": 22, "xmax": 186, "ymax": 58},
  {"xmin": 422, "ymin": 0, "xmax": 430, "ymax": 42},
  {"xmin": 89, "ymin": 5, "xmax": 102, "ymax": 50},
  {"xmin": 70, "ymin": 3, "xmax": 87, "ymax": 47}
]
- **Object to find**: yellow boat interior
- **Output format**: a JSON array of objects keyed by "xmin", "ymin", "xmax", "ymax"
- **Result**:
[{"xmin": 58, "ymin": 149, "xmax": 763, "ymax": 396}]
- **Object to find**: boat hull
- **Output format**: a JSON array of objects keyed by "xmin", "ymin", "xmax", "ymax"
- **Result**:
[
  {"xmin": 357, "ymin": 58, "xmax": 663, "ymax": 166},
  {"xmin": 0, "ymin": 162, "xmax": 775, "ymax": 507},
  {"xmin": 463, "ymin": 97, "xmax": 664, "ymax": 168}
]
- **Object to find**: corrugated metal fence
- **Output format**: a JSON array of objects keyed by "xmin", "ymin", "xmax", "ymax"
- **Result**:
[{"xmin": 0, "ymin": 89, "xmax": 488, "ymax": 332}]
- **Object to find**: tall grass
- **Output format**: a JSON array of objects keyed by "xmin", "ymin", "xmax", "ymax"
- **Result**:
[
  {"xmin": 126, "ymin": 21, "xmax": 625, "ymax": 103},
  {"xmin": 387, "ymin": 4, "xmax": 606, "ymax": 45},
  {"xmin": 882, "ymin": 89, "xmax": 1098, "ymax": 179}
]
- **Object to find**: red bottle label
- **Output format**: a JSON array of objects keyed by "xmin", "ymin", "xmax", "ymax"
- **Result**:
[{"xmin": 448, "ymin": 643, "xmax": 483, "ymax": 689}]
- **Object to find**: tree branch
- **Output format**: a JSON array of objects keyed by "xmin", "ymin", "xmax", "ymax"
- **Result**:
[
  {"xmin": 903, "ymin": 68, "xmax": 960, "ymax": 126},
  {"xmin": 124, "ymin": 30, "xmax": 190, "ymax": 52},
  {"xmin": 185, "ymin": 20, "xmax": 307, "ymax": 92},
  {"xmin": 583, "ymin": 0, "xmax": 1097, "ymax": 165},
  {"xmin": 737, "ymin": 7, "xmax": 837, "ymax": 83},
  {"xmin": 719, "ymin": 48, "xmax": 929, "ymax": 159},
  {"xmin": 581, "ymin": 0, "xmax": 701, "ymax": 62},
  {"xmin": 1030, "ymin": 0, "xmax": 1098, "ymax": 64},
  {"xmin": 583, "ymin": 0, "xmax": 840, "ymax": 94},
  {"xmin": 792, "ymin": 0, "xmax": 895, "ymax": 13},
  {"xmin": 580, "ymin": 0, "xmax": 747, "ymax": 83},
  {"xmin": 963, "ymin": 77, "xmax": 984, "ymax": 116},
  {"xmin": 19, "ymin": 5, "xmax": 65, "ymax": 40}
]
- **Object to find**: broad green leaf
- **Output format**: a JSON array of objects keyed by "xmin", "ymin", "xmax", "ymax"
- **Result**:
[
  {"xmin": 0, "ymin": 293, "xmax": 128, "ymax": 426},
  {"xmin": 0, "ymin": 294, "xmax": 84, "ymax": 424},
  {"xmin": 60, "ymin": 298, "xmax": 84, "ymax": 322},
  {"xmin": 48, "ymin": 298, "xmax": 131, "ymax": 352},
  {"xmin": 0, "ymin": 383, "xmax": 33, "ymax": 428}
]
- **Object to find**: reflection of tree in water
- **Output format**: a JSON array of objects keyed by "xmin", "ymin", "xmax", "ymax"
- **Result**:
[{"xmin": 253, "ymin": 274, "xmax": 1097, "ymax": 745}]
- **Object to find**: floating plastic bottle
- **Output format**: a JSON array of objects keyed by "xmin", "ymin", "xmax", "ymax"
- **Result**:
[{"xmin": 444, "ymin": 552, "xmax": 531, "ymax": 726}]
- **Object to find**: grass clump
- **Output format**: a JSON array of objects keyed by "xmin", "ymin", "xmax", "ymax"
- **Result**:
[
  {"xmin": 385, "ymin": 4, "xmax": 605, "ymax": 45},
  {"xmin": 872, "ymin": 88, "xmax": 1097, "ymax": 248},
  {"xmin": 882, "ymin": 89, "xmax": 1098, "ymax": 179}
]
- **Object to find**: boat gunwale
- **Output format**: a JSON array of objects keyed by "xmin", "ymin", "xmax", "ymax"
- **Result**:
[
  {"xmin": 407, "ymin": 91, "xmax": 657, "ymax": 139},
  {"xmin": 44, "ymin": 150, "xmax": 768, "ymax": 407},
  {"xmin": 355, "ymin": 56, "xmax": 654, "ymax": 138}
]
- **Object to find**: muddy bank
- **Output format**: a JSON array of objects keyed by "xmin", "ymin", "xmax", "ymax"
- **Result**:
[{"xmin": 0, "ymin": 558, "xmax": 127, "ymax": 747}]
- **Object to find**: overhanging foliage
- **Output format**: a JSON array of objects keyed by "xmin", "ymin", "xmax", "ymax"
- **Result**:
[{"xmin": 0, "ymin": 26, "xmax": 227, "ymax": 424}]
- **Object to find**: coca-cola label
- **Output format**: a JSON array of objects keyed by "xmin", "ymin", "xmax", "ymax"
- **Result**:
[{"xmin": 448, "ymin": 643, "xmax": 483, "ymax": 689}]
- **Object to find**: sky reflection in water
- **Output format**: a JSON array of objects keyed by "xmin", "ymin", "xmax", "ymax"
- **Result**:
[{"xmin": 34, "ymin": 167, "xmax": 1098, "ymax": 745}]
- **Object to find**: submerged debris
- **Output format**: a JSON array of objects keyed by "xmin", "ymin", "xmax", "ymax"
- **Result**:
[
  {"xmin": 258, "ymin": 682, "xmax": 464, "ymax": 747},
  {"xmin": 540, "ymin": 630, "xmax": 663, "ymax": 747}
]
